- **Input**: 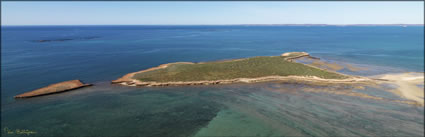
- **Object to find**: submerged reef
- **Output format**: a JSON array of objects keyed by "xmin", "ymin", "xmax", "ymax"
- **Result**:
[{"xmin": 33, "ymin": 36, "xmax": 100, "ymax": 43}]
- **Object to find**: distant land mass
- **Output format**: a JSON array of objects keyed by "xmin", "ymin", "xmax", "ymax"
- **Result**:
[{"xmin": 239, "ymin": 24, "xmax": 424, "ymax": 26}]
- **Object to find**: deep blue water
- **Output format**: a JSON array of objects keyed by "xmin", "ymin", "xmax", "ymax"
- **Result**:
[{"xmin": 1, "ymin": 25, "xmax": 424, "ymax": 136}]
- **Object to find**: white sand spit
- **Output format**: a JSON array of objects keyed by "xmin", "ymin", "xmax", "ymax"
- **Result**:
[{"xmin": 374, "ymin": 72, "xmax": 424, "ymax": 105}]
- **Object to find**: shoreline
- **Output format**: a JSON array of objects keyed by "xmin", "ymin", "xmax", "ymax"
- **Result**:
[
  {"xmin": 112, "ymin": 69, "xmax": 424, "ymax": 106},
  {"xmin": 112, "ymin": 74, "xmax": 375, "ymax": 87}
]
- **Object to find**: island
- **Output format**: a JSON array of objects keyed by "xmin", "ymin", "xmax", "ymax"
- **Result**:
[
  {"xmin": 14, "ymin": 80, "xmax": 92, "ymax": 98},
  {"xmin": 112, "ymin": 52, "xmax": 373, "ymax": 87}
]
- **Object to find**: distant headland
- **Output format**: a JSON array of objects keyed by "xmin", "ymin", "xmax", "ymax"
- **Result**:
[
  {"xmin": 238, "ymin": 24, "xmax": 424, "ymax": 26},
  {"xmin": 2, "ymin": 24, "xmax": 423, "ymax": 27}
]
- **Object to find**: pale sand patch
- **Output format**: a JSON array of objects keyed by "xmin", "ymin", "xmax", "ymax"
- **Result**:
[{"xmin": 373, "ymin": 72, "xmax": 424, "ymax": 105}]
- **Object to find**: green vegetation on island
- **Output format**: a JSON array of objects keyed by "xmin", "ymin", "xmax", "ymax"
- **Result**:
[{"xmin": 133, "ymin": 55, "xmax": 348, "ymax": 82}]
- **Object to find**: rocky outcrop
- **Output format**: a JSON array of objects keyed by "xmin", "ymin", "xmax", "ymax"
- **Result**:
[
  {"xmin": 14, "ymin": 80, "xmax": 92, "ymax": 98},
  {"xmin": 281, "ymin": 52, "xmax": 319, "ymax": 61}
]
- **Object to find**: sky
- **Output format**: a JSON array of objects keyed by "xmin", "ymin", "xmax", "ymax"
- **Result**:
[{"xmin": 1, "ymin": 2, "xmax": 424, "ymax": 25}]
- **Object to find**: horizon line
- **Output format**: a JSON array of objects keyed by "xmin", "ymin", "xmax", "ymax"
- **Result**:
[{"xmin": 2, "ymin": 24, "xmax": 424, "ymax": 27}]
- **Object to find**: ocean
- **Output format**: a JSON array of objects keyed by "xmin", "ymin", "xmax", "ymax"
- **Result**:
[{"xmin": 1, "ymin": 25, "xmax": 424, "ymax": 136}]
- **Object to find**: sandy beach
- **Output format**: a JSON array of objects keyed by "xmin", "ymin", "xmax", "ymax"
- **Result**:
[{"xmin": 373, "ymin": 72, "xmax": 424, "ymax": 105}]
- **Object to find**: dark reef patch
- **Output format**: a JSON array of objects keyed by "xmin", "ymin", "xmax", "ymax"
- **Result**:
[{"xmin": 32, "ymin": 36, "xmax": 100, "ymax": 43}]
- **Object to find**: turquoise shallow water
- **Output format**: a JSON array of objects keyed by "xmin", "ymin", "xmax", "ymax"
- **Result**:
[
  {"xmin": 1, "ymin": 82, "xmax": 423, "ymax": 137},
  {"xmin": 1, "ymin": 25, "xmax": 424, "ymax": 136}
]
